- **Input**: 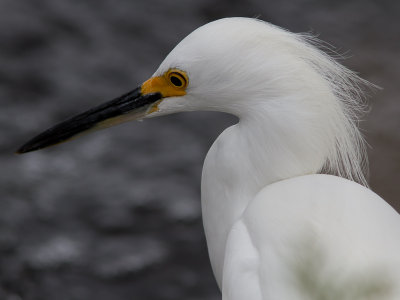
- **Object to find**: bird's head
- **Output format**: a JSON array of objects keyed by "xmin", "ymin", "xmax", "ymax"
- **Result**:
[
  {"xmin": 17, "ymin": 18, "xmax": 287, "ymax": 153},
  {"xmin": 17, "ymin": 17, "xmax": 369, "ymax": 189}
]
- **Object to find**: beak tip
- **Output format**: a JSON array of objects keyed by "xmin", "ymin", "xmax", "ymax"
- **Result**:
[
  {"xmin": 15, "ymin": 146, "xmax": 30, "ymax": 155},
  {"xmin": 16, "ymin": 142, "xmax": 39, "ymax": 154}
]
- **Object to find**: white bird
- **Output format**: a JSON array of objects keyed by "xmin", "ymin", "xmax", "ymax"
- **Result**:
[{"xmin": 18, "ymin": 18, "xmax": 400, "ymax": 300}]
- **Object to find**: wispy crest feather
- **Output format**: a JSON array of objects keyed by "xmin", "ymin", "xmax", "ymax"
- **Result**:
[{"xmin": 293, "ymin": 32, "xmax": 372, "ymax": 186}]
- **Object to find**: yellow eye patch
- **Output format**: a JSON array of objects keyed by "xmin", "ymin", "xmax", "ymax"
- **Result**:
[{"xmin": 141, "ymin": 69, "xmax": 188, "ymax": 98}]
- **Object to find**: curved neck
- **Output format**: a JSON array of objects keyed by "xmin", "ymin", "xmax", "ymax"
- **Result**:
[{"xmin": 201, "ymin": 109, "xmax": 327, "ymax": 287}]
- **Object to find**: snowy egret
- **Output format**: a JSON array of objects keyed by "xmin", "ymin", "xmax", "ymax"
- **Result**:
[{"xmin": 18, "ymin": 18, "xmax": 400, "ymax": 299}]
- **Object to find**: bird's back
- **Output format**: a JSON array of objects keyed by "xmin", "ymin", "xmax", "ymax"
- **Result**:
[{"xmin": 222, "ymin": 174, "xmax": 400, "ymax": 300}]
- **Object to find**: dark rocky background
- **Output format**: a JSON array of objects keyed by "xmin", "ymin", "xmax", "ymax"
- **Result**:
[{"xmin": 1, "ymin": 0, "xmax": 399, "ymax": 299}]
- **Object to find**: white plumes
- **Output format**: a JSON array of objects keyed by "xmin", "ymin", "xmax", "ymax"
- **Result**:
[
  {"xmin": 246, "ymin": 19, "xmax": 372, "ymax": 187},
  {"xmin": 290, "ymin": 31, "xmax": 372, "ymax": 187}
]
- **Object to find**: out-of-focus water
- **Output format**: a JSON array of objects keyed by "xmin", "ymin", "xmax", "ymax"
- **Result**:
[{"xmin": 1, "ymin": 0, "xmax": 399, "ymax": 299}]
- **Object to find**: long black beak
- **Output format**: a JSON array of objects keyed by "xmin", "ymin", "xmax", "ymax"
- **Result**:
[{"xmin": 17, "ymin": 87, "xmax": 162, "ymax": 154}]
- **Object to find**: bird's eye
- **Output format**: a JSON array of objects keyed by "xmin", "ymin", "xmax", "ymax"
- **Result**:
[
  {"xmin": 166, "ymin": 70, "xmax": 188, "ymax": 89},
  {"xmin": 170, "ymin": 74, "xmax": 183, "ymax": 87}
]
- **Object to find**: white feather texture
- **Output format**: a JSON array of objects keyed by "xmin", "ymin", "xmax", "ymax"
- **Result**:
[{"xmin": 145, "ymin": 18, "xmax": 398, "ymax": 299}]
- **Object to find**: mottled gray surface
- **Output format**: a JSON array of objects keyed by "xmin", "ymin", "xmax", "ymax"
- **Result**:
[{"xmin": 1, "ymin": 0, "xmax": 399, "ymax": 299}]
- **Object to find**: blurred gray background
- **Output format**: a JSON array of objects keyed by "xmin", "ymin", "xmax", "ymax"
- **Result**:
[{"xmin": 1, "ymin": 0, "xmax": 399, "ymax": 299}]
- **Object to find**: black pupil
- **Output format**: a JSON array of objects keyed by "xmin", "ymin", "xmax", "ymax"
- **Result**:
[{"xmin": 170, "ymin": 75, "xmax": 183, "ymax": 87}]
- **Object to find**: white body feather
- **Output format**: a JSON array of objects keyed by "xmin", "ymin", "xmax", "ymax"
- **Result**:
[
  {"xmin": 221, "ymin": 175, "xmax": 400, "ymax": 300},
  {"xmin": 148, "ymin": 18, "xmax": 399, "ymax": 299}
]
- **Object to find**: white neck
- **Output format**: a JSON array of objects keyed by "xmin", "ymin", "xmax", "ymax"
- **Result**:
[{"xmin": 201, "ymin": 103, "xmax": 329, "ymax": 287}]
